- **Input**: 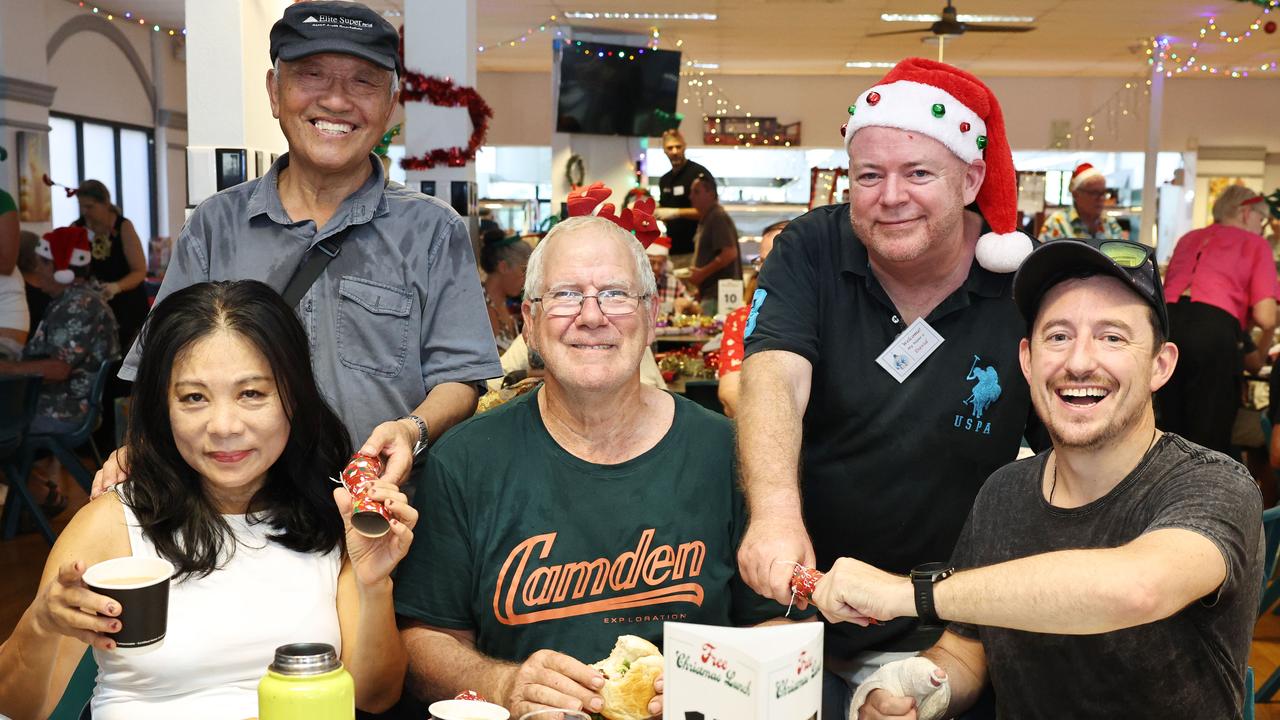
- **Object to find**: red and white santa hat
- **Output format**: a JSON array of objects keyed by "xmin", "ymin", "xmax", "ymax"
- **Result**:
[
  {"xmin": 36, "ymin": 226, "xmax": 92, "ymax": 285},
  {"xmin": 842, "ymin": 57, "xmax": 1033, "ymax": 273},
  {"xmin": 1068, "ymin": 163, "xmax": 1105, "ymax": 192},
  {"xmin": 646, "ymin": 235, "xmax": 672, "ymax": 257}
]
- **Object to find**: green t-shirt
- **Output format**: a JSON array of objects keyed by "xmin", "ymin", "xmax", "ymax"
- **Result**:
[
  {"xmin": 0, "ymin": 188, "xmax": 16, "ymax": 215},
  {"xmin": 394, "ymin": 389, "xmax": 781, "ymax": 664}
]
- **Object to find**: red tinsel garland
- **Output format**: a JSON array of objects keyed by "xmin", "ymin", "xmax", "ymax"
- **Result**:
[{"xmin": 397, "ymin": 27, "xmax": 493, "ymax": 170}]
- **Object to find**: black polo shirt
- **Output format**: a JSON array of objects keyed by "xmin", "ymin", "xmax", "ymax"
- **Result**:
[
  {"xmin": 744, "ymin": 203, "xmax": 1040, "ymax": 657},
  {"xmin": 658, "ymin": 159, "xmax": 711, "ymax": 255}
]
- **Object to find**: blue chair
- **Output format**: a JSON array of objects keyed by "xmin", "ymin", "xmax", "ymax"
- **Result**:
[
  {"xmin": 1252, "ymin": 505, "xmax": 1280, "ymax": 703},
  {"xmin": 0, "ymin": 373, "xmax": 54, "ymax": 543},
  {"xmin": 24, "ymin": 357, "xmax": 120, "ymax": 496}
]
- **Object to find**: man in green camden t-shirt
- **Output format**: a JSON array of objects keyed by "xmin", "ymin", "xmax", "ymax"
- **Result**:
[{"xmin": 395, "ymin": 214, "xmax": 786, "ymax": 719}]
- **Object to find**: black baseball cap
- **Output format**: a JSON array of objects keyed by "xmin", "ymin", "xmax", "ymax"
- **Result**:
[
  {"xmin": 270, "ymin": 1, "xmax": 401, "ymax": 74},
  {"xmin": 1013, "ymin": 238, "xmax": 1169, "ymax": 337}
]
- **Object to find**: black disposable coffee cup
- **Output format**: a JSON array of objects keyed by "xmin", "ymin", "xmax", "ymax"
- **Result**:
[{"xmin": 83, "ymin": 556, "xmax": 175, "ymax": 655}]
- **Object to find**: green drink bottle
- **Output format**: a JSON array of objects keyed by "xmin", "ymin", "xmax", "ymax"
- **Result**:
[{"xmin": 258, "ymin": 643, "xmax": 354, "ymax": 720}]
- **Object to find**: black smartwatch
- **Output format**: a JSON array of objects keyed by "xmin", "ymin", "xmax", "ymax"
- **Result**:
[{"xmin": 910, "ymin": 562, "xmax": 954, "ymax": 626}]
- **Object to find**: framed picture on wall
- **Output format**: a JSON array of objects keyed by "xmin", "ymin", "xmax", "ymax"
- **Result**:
[
  {"xmin": 214, "ymin": 148, "xmax": 247, "ymax": 191},
  {"xmin": 16, "ymin": 131, "xmax": 51, "ymax": 222}
]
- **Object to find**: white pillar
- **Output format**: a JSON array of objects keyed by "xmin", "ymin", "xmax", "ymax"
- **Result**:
[
  {"xmin": 150, "ymin": 32, "xmax": 169, "ymax": 240},
  {"xmin": 184, "ymin": 0, "xmax": 289, "ymax": 205},
  {"xmin": 1139, "ymin": 61, "xmax": 1165, "ymax": 247},
  {"xmin": 402, "ymin": 0, "xmax": 478, "ymax": 237}
]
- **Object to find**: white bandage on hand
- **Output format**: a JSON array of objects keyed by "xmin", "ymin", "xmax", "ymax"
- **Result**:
[{"xmin": 849, "ymin": 656, "xmax": 951, "ymax": 720}]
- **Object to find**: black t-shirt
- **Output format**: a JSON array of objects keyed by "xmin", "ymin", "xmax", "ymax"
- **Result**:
[
  {"xmin": 393, "ymin": 390, "xmax": 782, "ymax": 665},
  {"xmin": 949, "ymin": 434, "xmax": 1263, "ymax": 719},
  {"xmin": 659, "ymin": 160, "xmax": 711, "ymax": 255},
  {"xmin": 744, "ymin": 203, "xmax": 1039, "ymax": 656}
]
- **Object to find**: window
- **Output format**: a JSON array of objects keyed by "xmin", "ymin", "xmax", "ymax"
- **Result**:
[{"xmin": 48, "ymin": 113, "xmax": 156, "ymax": 252}]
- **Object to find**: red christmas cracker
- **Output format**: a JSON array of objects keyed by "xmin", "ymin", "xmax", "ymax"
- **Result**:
[{"xmin": 340, "ymin": 453, "xmax": 391, "ymax": 538}]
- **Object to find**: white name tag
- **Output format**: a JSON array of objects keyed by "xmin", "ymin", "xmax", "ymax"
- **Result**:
[
  {"xmin": 875, "ymin": 317, "xmax": 945, "ymax": 383},
  {"xmin": 673, "ymin": 185, "xmax": 685, "ymax": 196}
]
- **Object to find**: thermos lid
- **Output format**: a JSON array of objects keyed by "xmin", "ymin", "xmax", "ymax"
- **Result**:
[{"xmin": 269, "ymin": 642, "xmax": 342, "ymax": 676}]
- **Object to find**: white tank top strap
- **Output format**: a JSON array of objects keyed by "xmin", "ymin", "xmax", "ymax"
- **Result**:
[{"xmin": 111, "ymin": 486, "xmax": 158, "ymax": 559}]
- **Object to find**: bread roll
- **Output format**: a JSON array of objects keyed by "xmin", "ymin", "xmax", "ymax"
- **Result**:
[{"xmin": 592, "ymin": 635, "xmax": 663, "ymax": 720}]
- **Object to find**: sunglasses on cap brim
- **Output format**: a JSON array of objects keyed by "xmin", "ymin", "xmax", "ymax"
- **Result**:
[{"xmin": 1089, "ymin": 239, "xmax": 1154, "ymax": 269}]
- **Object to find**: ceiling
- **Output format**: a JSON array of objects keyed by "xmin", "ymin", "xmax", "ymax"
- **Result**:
[{"xmin": 91, "ymin": 0, "xmax": 1280, "ymax": 78}]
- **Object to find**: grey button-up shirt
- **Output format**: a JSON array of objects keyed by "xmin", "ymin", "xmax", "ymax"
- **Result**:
[{"xmin": 122, "ymin": 154, "xmax": 502, "ymax": 445}]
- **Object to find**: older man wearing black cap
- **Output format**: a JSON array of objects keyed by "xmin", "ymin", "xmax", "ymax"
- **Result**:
[
  {"xmin": 95, "ymin": 1, "xmax": 501, "ymax": 493},
  {"xmin": 810, "ymin": 237, "xmax": 1262, "ymax": 719}
]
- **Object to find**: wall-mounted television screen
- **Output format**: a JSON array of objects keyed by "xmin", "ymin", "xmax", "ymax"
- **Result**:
[{"xmin": 555, "ymin": 41, "xmax": 682, "ymax": 137}]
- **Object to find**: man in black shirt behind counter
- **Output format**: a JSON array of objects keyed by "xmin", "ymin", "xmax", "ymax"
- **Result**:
[
  {"xmin": 735, "ymin": 58, "xmax": 1038, "ymax": 717},
  {"xmin": 655, "ymin": 129, "xmax": 711, "ymax": 267}
]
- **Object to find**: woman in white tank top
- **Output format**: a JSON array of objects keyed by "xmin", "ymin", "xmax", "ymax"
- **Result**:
[{"xmin": 0, "ymin": 281, "xmax": 419, "ymax": 719}]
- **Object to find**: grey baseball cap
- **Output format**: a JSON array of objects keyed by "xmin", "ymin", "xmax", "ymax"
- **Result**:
[{"xmin": 269, "ymin": 1, "xmax": 401, "ymax": 73}]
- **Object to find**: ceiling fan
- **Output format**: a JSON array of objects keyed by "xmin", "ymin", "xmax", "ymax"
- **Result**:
[{"xmin": 866, "ymin": 1, "xmax": 1036, "ymax": 61}]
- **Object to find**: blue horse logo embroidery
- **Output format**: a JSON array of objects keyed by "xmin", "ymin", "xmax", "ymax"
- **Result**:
[
  {"xmin": 744, "ymin": 289, "xmax": 767, "ymax": 338},
  {"xmin": 964, "ymin": 355, "xmax": 1002, "ymax": 419}
]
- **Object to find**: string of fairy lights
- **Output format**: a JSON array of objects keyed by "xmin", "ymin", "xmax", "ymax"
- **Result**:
[
  {"xmin": 61, "ymin": 2, "xmax": 1274, "ymax": 153},
  {"xmin": 66, "ymin": 0, "xmax": 185, "ymax": 35},
  {"xmin": 1147, "ymin": 2, "xmax": 1280, "ymax": 78},
  {"xmin": 1056, "ymin": 2, "xmax": 1279, "ymax": 149}
]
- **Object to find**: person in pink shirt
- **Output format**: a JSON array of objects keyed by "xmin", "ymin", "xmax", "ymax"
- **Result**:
[{"xmin": 1157, "ymin": 185, "xmax": 1278, "ymax": 454}]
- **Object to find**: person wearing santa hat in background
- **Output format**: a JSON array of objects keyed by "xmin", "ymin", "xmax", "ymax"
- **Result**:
[
  {"xmin": 646, "ymin": 235, "xmax": 695, "ymax": 317},
  {"xmin": 0, "ymin": 226, "xmax": 119, "ymax": 522},
  {"xmin": 1037, "ymin": 163, "xmax": 1127, "ymax": 242},
  {"xmin": 734, "ymin": 57, "xmax": 1043, "ymax": 717}
]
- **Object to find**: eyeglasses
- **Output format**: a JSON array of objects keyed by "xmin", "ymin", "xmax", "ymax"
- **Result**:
[
  {"xmin": 531, "ymin": 289, "xmax": 649, "ymax": 317},
  {"xmin": 1076, "ymin": 189, "xmax": 1111, "ymax": 200}
]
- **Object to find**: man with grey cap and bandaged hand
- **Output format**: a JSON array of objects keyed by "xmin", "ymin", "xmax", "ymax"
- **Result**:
[
  {"xmin": 92, "ymin": 1, "xmax": 501, "ymax": 496},
  {"xmin": 815, "ymin": 237, "xmax": 1262, "ymax": 719}
]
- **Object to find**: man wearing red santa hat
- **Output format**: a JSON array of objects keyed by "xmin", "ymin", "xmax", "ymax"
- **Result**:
[
  {"xmin": 646, "ymin": 235, "xmax": 695, "ymax": 317},
  {"xmin": 0, "ymin": 227, "xmax": 118, "ymax": 532},
  {"xmin": 735, "ymin": 57, "xmax": 1043, "ymax": 715},
  {"xmin": 1037, "ymin": 162, "xmax": 1126, "ymax": 242}
]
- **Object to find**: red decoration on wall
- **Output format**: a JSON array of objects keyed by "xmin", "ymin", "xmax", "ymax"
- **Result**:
[{"xmin": 397, "ymin": 31, "xmax": 493, "ymax": 170}]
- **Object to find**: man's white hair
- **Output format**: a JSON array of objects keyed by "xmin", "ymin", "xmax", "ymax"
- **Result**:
[
  {"xmin": 524, "ymin": 216, "xmax": 659, "ymax": 310},
  {"xmin": 272, "ymin": 58, "xmax": 399, "ymax": 102}
]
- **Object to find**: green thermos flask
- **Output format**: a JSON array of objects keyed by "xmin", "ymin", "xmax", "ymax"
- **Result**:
[{"xmin": 258, "ymin": 642, "xmax": 355, "ymax": 720}]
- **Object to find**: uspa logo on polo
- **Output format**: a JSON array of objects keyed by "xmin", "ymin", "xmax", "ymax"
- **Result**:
[
  {"xmin": 303, "ymin": 14, "xmax": 374, "ymax": 30},
  {"xmin": 954, "ymin": 354, "xmax": 1002, "ymax": 435},
  {"xmin": 744, "ymin": 289, "xmax": 767, "ymax": 339}
]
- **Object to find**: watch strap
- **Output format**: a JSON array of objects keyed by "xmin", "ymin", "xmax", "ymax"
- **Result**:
[
  {"xmin": 911, "ymin": 564, "xmax": 954, "ymax": 626},
  {"xmin": 400, "ymin": 414, "xmax": 429, "ymax": 457}
]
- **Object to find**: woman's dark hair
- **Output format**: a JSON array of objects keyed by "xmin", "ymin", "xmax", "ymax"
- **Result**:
[
  {"xmin": 126, "ymin": 280, "xmax": 350, "ymax": 579},
  {"xmin": 479, "ymin": 231, "xmax": 532, "ymax": 274},
  {"xmin": 76, "ymin": 179, "xmax": 121, "ymax": 215}
]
